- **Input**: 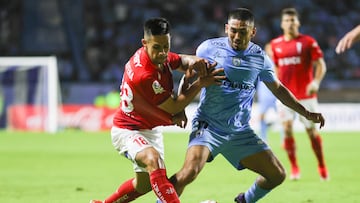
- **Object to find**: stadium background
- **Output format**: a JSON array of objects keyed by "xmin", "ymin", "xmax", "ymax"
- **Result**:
[
  {"xmin": 1, "ymin": 2, "xmax": 360, "ymax": 202},
  {"xmin": 1, "ymin": 0, "xmax": 360, "ymax": 131}
]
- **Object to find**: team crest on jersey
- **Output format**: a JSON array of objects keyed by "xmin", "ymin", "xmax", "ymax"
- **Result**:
[
  {"xmin": 152, "ymin": 80, "xmax": 165, "ymax": 94},
  {"xmin": 232, "ymin": 57, "xmax": 241, "ymax": 66},
  {"xmin": 296, "ymin": 42, "xmax": 302, "ymax": 54}
]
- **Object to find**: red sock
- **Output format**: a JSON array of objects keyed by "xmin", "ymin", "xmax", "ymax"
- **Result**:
[
  {"xmin": 104, "ymin": 178, "xmax": 142, "ymax": 203},
  {"xmin": 150, "ymin": 169, "xmax": 180, "ymax": 203},
  {"xmin": 311, "ymin": 135, "xmax": 325, "ymax": 167},
  {"xmin": 284, "ymin": 136, "xmax": 298, "ymax": 168}
]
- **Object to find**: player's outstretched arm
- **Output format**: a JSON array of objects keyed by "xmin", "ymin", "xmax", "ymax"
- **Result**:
[
  {"xmin": 336, "ymin": 25, "xmax": 360, "ymax": 54},
  {"xmin": 265, "ymin": 81, "xmax": 325, "ymax": 128}
]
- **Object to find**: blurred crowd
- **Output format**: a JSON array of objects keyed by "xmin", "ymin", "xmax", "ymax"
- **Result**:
[{"xmin": 1, "ymin": 0, "xmax": 360, "ymax": 83}]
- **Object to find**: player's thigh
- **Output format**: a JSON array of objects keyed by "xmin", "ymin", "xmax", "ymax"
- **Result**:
[
  {"xmin": 111, "ymin": 127, "xmax": 164, "ymax": 172},
  {"xmin": 241, "ymin": 149, "xmax": 285, "ymax": 178}
]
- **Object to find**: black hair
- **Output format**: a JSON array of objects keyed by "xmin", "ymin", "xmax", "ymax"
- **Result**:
[
  {"xmin": 144, "ymin": 17, "xmax": 170, "ymax": 36},
  {"xmin": 228, "ymin": 8, "xmax": 255, "ymax": 24},
  {"xmin": 281, "ymin": 7, "xmax": 299, "ymax": 19}
]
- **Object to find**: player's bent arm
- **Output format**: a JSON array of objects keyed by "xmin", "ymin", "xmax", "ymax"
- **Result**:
[
  {"xmin": 312, "ymin": 58, "xmax": 327, "ymax": 84},
  {"xmin": 265, "ymin": 81, "xmax": 325, "ymax": 128},
  {"xmin": 158, "ymin": 68, "xmax": 225, "ymax": 115},
  {"xmin": 131, "ymin": 91, "xmax": 173, "ymax": 125},
  {"xmin": 265, "ymin": 81, "xmax": 306, "ymax": 114},
  {"xmin": 158, "ymin": 81, "xmax": 202, "ymax": 115},
  {"xmin": 307, "ymin": 58, "xmax": 326, "ymax": 95},
  {"xmin": 178, "ymin": 54, "xmax": 208, "ymax": 77}
]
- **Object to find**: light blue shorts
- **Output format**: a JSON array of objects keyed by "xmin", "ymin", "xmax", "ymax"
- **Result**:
[{"xmin": 188, "ymin": 121, "xmax": 270, "ymax": 170}]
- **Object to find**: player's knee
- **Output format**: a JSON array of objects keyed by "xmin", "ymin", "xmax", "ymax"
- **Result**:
[
  {"xmin": 136, "ymin": 149, "xmax": 163, "ymax": 171},
  {"xmin": 267, "ymin": 165, "xmax": 286, "ymax": 188},
  {"xmin": 273, "ymin": 166, "xmax": 286, "ymax": 186},
  {"xmin": 277, "ymin": 168, "xmax": 286, "ymax": 185}
]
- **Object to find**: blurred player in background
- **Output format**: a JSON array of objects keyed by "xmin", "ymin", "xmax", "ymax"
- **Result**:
[
  {"xmin": 90, "ymin": 17, "xmax": 224, "ymax": 203},
  {"xmin": 256, "ymin": 81, "xmax": 277, "ymax": 142},
  {"xmin": 269, "ymin": 7, "xmax": 328, "ymax": 181},
  {"xmin": 0, "ymin": 87, "xmax": 3, "ymax": 118},
  {"xmin": 336, "ymin": 24, "xmax": 360, "ymax": 54},
  {"xmin": 161, "ymin": 8, "xmax": 325, "ymax": 203},
  {"xmin": 256, "ymin": 43, "xmax": 278, "ymax": 142}
]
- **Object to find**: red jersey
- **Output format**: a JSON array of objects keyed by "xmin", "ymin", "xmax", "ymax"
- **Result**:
[
  {"xmin": 270, "ymin": 34, "xmax": 323, "ymax": 99},
  {"xmin": 113, "ymin": 47, "xmax": 181, "ymax": 130}
]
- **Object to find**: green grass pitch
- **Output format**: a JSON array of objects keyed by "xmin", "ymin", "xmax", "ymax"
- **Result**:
[{"xmin": 0, "ymin": 129, "xmax": 359, "ymax": 203}]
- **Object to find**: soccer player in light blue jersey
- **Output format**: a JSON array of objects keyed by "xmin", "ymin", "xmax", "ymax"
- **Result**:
[{"xmin": 164, "ymin": 8, "xmax": 325, "ymax": 203}]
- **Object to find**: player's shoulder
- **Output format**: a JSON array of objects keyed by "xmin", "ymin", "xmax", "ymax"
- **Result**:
[
  {"xmin": 247, "ymin": 42, "xmax": 265, "ymax": 55},
  {"xmin": 297, "ymin": 34, "xmax": 321, "ymax": 49},
  {"xmin": 128, "ymin": 52, "xmax": 152, "ymax": 81},
  {"xmin": 200, "ymin": 37, "xmax": 227, "ymax": 48},
  {"xmin": 270, "ymin": 36, "xmax": 284, "ymax": 45},
  {"xmin": 167, "ymin": 52, "xmax": 181, "ymax": 65},
  {"xmin": 298, "ymin": 34, "xmax": 317, "ymax": 42},
  {"xmin": 197, "ymin": 37, "xmax": 227, "ymax": 56}
]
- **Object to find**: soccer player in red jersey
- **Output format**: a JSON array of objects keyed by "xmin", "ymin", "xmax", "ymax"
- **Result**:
[
  {"xmin": 90, "ymin": 17, "xmax": 225, "ymax": 203},
  {"xmin": 269, "ymin": 8, "xmax": 328, "ymax": 181}
]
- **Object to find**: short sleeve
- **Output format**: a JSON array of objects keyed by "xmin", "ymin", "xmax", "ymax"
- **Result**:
[
  {"xmin": 259, "ymin": 54, "xmax": 277, "ymax": 83},
  {"xmin": 167, "ymin": 52, "xmax": 181, "ymax": 70}
]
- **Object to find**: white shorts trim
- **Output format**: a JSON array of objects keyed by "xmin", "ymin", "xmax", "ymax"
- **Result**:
[{"xmin": 111, "ymin": 126, "xmax": 164, "ymax": 172}]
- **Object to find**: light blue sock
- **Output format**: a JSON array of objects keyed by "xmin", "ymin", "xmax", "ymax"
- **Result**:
[{"xmin": 244, "ymin": 182, "xmax": 271, "ymax": 203}]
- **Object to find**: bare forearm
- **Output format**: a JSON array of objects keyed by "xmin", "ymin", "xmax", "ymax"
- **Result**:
[
  {"xmin": 268, "ymin": 82, "xmax": 324, "ymax": 127},
  {"xmin": 275, "ymin": 85, "xmax": 309, "ymax": 117},
  {"xmin": 313, "ymin": 58, "xmax": 326, "ymax": 83},
  {"xmin": 158, "ymin": 66, "xmax": 224, "ymax": 115},
  {"xmin": 158, "ymin": 79, "xmax": 202, "ymax": 115}
]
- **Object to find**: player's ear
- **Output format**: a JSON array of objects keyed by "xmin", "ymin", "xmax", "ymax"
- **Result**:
[
  {"xmin": 224, "ymin": 23, "xmax": 229, "ymax": 34},
  {"xmin": 141, "ymin": 38, "xmax": 147, "ymax": 47},
  {"xmin": 251, "ymin": 27, "xmax": 257, "ymax": 38}
]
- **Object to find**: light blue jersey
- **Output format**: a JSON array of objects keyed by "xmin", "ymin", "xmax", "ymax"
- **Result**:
[{"xmin": 195, "ymin": 37, "xmax": 276, "ymax": 134}]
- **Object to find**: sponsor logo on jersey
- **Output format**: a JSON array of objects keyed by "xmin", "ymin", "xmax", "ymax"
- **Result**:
[
  {"xmin": 152, "ymin": 80, "xmax": 165, "ymax": 94},
  {"xmin": 222, "ymin": 79, "xmax": 254, "ymax": 90},
  {"xmin": 210, "ymin": 41, "xmax": 226, "ymax": 47},
  {"xmin": 278, "ymin": 56, "xmax": 301, "ymax": 66}
]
